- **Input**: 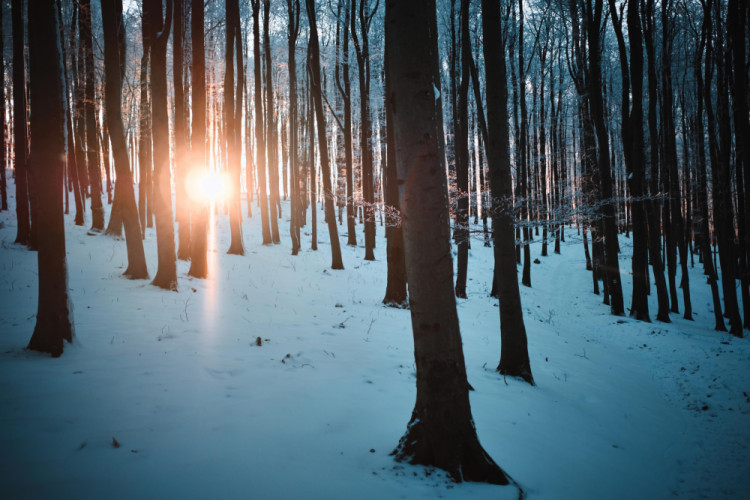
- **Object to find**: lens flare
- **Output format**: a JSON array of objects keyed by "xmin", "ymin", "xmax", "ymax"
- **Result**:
[{"xmin": 186, "ymin": 170, "xmax": 227, "ymax": 203}]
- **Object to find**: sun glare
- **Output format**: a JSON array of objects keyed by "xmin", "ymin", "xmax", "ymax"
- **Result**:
[{"xmin": 186, "ymin": 170, "xmax": 228, "ymax": 203}]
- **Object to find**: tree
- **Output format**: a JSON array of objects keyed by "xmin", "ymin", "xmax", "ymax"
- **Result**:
[
  {"xmin": 607, "ymin": 0, "xmax": 653, "ymax": 321},
  {"xmin": 453, "ymin": 0, "xmax": 470, "ymax": 298},
  {"xmin": 483, "ymin": 0, "xmax": 533, "ymax": 385},
  {"xmin": 226, "ymin": 0, "xmax": 245, "ymax": 255},
  {"xmin": 188, "ymin": 0, "xmax": 208, "ymax": 279},
  {"xmin": 26, "ymin": 0, "xmax": 74, "ymax": 357},
  {"xmin": 0, "ymin": 1, "xmax": 6, "ymax": 212},
  {"xmin": 264, "ymin": 0, "xmax": 281, "ymax": 244},
  {"xmin": 381, "ymin": 33, "xmax": 406, "ymax": 306},
  {"xmin": 385, "ymin": 0, "xmax": 511, "ymax": 485},
  {"xmin": 335, "ymin": 0, "xmax": 356, "ymax": 247},
  {"xmin": 101, "ymin": 0, "xmax": 149, "ymax": 280},
  {"xmin": 148, "ymin": 0, "xmax": 177, "ymax": 290},
  {"xmin": 12, "ymin": 0, "xmax": 30, "ymax": 246},
  {"xmin": 287, "ymin": 0, "xmax": 302, "ymax": 255},
  {"xmin": 306, "ymin": 0, "xmax": 345, "ymax": 270},
  {"xmin": 174, "ymin": 0, "xmax": 191, "ymax": 260},
  {"xmin": 351, "ymin": 0, "xmax": 378, "ymax": 261},
  {"xmin": 81, "ymin": 0, "xmax": 104, "ymax": 231},
  {"xmin": 251, "ymin": 0, "xmax": 272, "ymax": 245}
]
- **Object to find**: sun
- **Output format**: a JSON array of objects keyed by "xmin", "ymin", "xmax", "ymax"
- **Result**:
[{"xmin": 186, "ymin": 170, "xmax": 228, "ymax": 203}]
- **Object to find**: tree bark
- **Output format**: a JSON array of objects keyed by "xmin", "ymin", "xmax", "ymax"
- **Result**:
[
  {"xmin": 306, "ymin": 0, "xmax": 344, "ymax": 270},
  {"xmin": 483, "ymin": 0, "xmax": 534, "ymax": 385},
  {"xmin": 27, "ymin": 0, "xmax": 74, "ymax": 356},
  {"xmin": 12, "ymin": 0, "xmax": 30, "ymax": 246},
  {"xmin": 188, "ymin": 0, "xmax": 208, "ymax": 278},
  {"xmin": 386, "ymin": 0, "xmax": 512, "ymax": 485},
  {"xmin": 101, "ymin": 0, "xmax": 149, "ymax": 280}
]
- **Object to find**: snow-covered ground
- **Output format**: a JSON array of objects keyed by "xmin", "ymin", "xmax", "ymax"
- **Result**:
[{"xmin": 1, "ymin": 179, "xmax": 748, "ymax": 499}]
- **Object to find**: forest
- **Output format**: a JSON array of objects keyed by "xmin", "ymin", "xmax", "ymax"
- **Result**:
[{"xmin": 0, "ymin": 0, "xmax": 749, "ymax": 498}]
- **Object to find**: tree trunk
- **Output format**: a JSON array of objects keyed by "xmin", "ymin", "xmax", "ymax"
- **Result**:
[
  {"xmin": 264, "ymin": 0, "xmax": 281, "ymax": 243},
  {"xmin": 385, "ymin": 0, "xmax": 512, "ymax": 485},
  {"xmin": 148, "ymin": 0, "xmax": 177, "ymax": 290},
  {"xmin": 306, "ymin": 0, "xmax": 344, "ymax": 270},
  {"xmin": 12, "ymin": 0, "xmax": 30, "ymax": 246},
  {"xmin": 174, "ymin": 0, "xmax": 191, "ymax": 260},
  {"xmin": 287, "ymin": 0, "xmax": 301, "ymax": 255},
  {"xmin": 81, "ymin": 0, "xmax": 104, "ymax": 231},
  {"xmin": 351, "ymin": 0, "xmax": 376, "ymax": 261},
  {"xmin": 226, "ymin": 0, "xmax": 245, "ymax": 255},
  {"xmin": 252, "ymin": 0, "xmax": 272, "ymax": 244},
  {"xmin": 188, "ymin": 0, "xmax": 208, "ymax": 278},
  {"xmin": 101, "ymin": 0, "xmax": 149, "ymax": 280},
  {"xmin": 453, "ymin": 0, "xmax": 470, "ymax": 298},
  {"xmin": 483, "ymin": 0, "xmax": 534, "ymax": 385},
  {"xmin": 382, "ymin": 33, "xmax": 407, "ymax": 306},
  {"xmin": 27, "ymin": 0, "xmax": 74, "ymax": 356}
]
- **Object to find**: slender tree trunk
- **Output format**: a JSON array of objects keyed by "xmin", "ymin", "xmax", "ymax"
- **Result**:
[
  {"xmin": 57, "ymin": 0, "xmax": 84, "ymax": 227},
  {"xmin": 226, "ymin": 0, "xmax": 245, "ymax": 255},
  {"xmin": 174, "ymin": 0, "xmax": 191, "ymax": 260},
  {"xmin": 453, "ymin": 0, "xmax": 470, "ymax": 298},
  {"xmin": 306, "ymin": 0, "xmax": 344, "ymax": 270},
  {"xmin": 12, "ymin": 0, "xmax": 30, "ymax": 246},
  {"xmin": 287, "ymin": 0, "xmax": 301, "ymax": 255},
  {"xmin": 102, "ymin": 0, "xmax": 148, "ymax": 279},
  {"xmin": 27, "ymin": 0, "xmax": 74, "ymax": 356},
  {"xmin": 252, "ymin": 0, "xmax": 272, "ymax": 244},
  {"xmin": 81, "ymin": 0, "xmax": 104, "ymax": 231},
  {"xmin": 264, "ymin": 0, "xmax": 281, "ymax": 243},
  {"xmin": 351, "ymin": 0, "xmax": 377, "ymax": 261},
  {"xmin": 0, "ymin": 3, "xmax": 7, "ymax": 212},
  {"xmin": 483, "ymin": 0, "xmax": 534, "ymax": 385}
]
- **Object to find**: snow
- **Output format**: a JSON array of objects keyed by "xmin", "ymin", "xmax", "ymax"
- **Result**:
[{"xmin": 0, "ymin": 176, "xmax": 748, "ymax": 499}]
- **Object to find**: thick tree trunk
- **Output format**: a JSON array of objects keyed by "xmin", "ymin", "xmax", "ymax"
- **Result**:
[
  {"xmin": 149, "ymin": 0, "xmax": 177, "ymax": 290},
  {"xmin": 385, "ymin": 0, "xmax": 511, "ymax": 485},
  {"xmin": 188, "ymin": 0, "xmax": 208, "ymax": 278},
  {"xmin": 382, "ymin": 36, "xmax": 407, "ymax": 306},
  {"xmin": 27, "ymin": 0, "xmax": 74, "ymax": 356}
]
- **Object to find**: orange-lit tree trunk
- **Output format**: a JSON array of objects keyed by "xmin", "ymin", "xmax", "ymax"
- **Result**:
[{"xmin": 188, "ymin": 0, "xmax": 208, "ymax": 278}]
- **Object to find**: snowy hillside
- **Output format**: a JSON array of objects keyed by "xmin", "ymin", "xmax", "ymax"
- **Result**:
[{"xmin": 0, "ymin": 186, "xmax": 748, "ymax": 499}]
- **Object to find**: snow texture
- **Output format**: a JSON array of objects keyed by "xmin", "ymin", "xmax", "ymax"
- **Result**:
[{"xmin": 0, "ymin": 177, "xmax": 748, "ymax": 499}]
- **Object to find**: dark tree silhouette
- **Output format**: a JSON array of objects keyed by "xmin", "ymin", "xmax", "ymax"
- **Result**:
[
  {"xmin": 148, "ymin": 0, "xmax": 177, "ymax": 290},
  {"xmin": 26, "ymin": 0, "xmax": 74, "ymax": 357},
  {"xmin": 483, "ymin": 0, "xmax": 534, "ymax": 385},
  {"xmin": 101, "ymin": 0, "xmax": 149, "ymax": 280},
  {"xmin": 386, "ymin": 0, "xmax": 511, "ymax": 485}
]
